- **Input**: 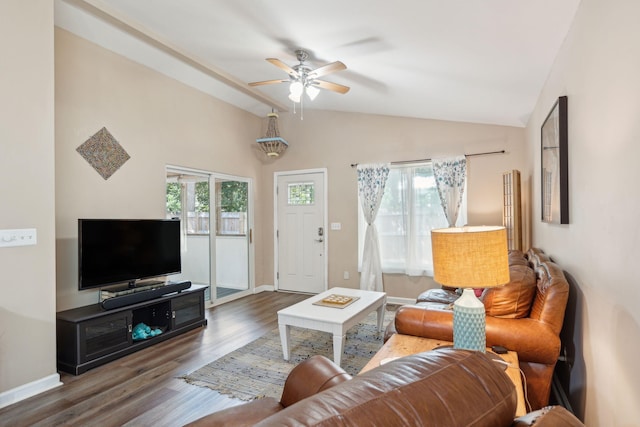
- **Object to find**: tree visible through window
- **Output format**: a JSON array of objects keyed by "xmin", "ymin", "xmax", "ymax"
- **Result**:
[
  {"xmin": 166, "ymin": 180, "xmax": 210, "ymax": 234},
  {"xmin": 166, "ymin": 182, "xmax": 181, "ymax": 218},
  {"xmin": 216, "ymin": 180, "xmax": 248, "ymax": 235}
]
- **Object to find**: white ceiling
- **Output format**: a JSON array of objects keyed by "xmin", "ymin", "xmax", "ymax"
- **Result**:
[{"xmin": 54, "ymin": 0, "xmax": 581, "ymax": 127}]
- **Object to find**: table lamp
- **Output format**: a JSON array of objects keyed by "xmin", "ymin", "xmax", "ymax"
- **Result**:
[{"xmin": 431, "ymin": 226, "xmax": 510, "ymax": 352}]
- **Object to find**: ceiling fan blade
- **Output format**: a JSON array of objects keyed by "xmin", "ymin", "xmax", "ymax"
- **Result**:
[
  {"xmin": 248, "ymin": 79, "xmax": 289, "ymax": 87},
  {"xmin": 266, "ymin": 58, "xmax": 299, "ymax": 78},
  {"xmin": 311, "ymin": 79, "xmax": 350, "ymax": 94},
  {"xmin": 308, "ymin": 61, "xmax": 347, "ymax": 78}
]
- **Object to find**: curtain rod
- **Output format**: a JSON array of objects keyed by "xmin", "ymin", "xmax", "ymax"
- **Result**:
[{"xmin": 349, "ymin": 150, "xmax": 505, "ymax": 168}]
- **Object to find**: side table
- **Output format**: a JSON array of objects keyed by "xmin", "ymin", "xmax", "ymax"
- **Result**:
[{"xmin": 360, "ymin": 334, "xmax": 527, "ymax": 417}]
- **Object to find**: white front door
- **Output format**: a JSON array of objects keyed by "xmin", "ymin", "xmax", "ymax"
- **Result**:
[{"xmin": 276, "ymin": 170, "xmax": 326, "ymax": 293}]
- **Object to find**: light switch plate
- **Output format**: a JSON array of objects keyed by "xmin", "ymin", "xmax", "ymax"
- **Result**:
[
  {"xmin": 331, "ymin": 222, "xmax": 342, "ymax": 230},
  {"xmin": 0, "ymin": 228, "xmax": 37, "ymax": 247}
]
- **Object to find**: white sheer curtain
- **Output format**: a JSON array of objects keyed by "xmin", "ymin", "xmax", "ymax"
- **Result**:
[
  {"xmin": 433, "ymin": 156, "xmax": 467, "ymax": 227},
  {"xmin": 357, "ymin": 163, "xmax": 390, "ymax": 291}
]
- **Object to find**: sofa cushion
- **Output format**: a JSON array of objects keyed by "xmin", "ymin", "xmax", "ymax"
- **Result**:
[
  {"xmin": 481, "ymin": 264, "xmax": 537, "ymax": 318},
  {"xmin": 509, "ymin": 250, "xmax": 529, "ymax": 267}
]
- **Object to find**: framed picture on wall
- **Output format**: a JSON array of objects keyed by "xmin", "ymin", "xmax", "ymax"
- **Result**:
[{"xmin": 541, "ymin": 96, "xmax": 569, "ymax": 224}]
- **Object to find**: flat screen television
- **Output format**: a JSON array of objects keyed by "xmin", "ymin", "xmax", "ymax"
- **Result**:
[{"xmin": 78, "ymin": 219, "xmax": 181, "ymax": 290}]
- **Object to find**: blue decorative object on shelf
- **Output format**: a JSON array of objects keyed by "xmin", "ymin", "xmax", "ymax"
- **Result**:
[{"xmin": 132, "ymin": 322, "xmax": 163, "ymax": 341}]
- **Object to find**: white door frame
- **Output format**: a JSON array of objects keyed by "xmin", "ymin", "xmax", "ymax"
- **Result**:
[{"xmin": 273, "ymin": 168, "xmax": 328, "ymax": 292}]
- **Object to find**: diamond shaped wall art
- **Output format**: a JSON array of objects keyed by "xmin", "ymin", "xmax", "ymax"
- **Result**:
[{"xmin": 76, "ymin": 127, "xmax": 130, "ymax": 180}]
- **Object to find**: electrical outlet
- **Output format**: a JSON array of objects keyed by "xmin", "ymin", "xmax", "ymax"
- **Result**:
[
  {"xmin": 343, "ymin": 271, "xmax": 350, "ymax": 280},
  {"xmin": 0, "ymin": 228, "xmax": 37, "ymax": 247}
]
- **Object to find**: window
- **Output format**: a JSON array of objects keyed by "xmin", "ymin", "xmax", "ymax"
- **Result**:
[
  {"xmin": 166, "ymin": 179, "xmax": 210, "ymax": 235},
  {"xmin": 215, "ymin": 180, "xmax": 248, "ymax": 236},
  {"xmin": 288, "ymin": 182, "xmax": 315, "ymax": 205},
  {"xmin": 358, "ymin": 162, "xmax": 467, "ymax": 276}
]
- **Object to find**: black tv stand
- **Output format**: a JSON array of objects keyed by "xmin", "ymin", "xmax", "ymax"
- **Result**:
[{"xmin": 56, "ymin": 284, "xmax": 207, "ymax": 375}]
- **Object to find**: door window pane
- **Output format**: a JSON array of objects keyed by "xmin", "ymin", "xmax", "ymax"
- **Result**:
[
  {"xmin": 216, "ymin": 180, "xmax": 248, "ymax": 235},
  {"xmin": 288, "ymin": 182, "xmax": 315, "ymax": 205}
]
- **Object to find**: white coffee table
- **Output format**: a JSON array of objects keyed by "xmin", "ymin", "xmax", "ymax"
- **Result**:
[{"xmin": 277, "ymin": 287, "xmax": 387, "ymax": 366}]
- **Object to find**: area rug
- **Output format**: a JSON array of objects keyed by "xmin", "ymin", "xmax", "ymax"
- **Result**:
[{"xmin": 182, "ymin": 307, "xmax": 396, "ymax": 401}]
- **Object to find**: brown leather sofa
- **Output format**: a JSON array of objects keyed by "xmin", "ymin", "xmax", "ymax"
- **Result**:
[
  {"xmin": 186, "ymin": 348, "xmax": 583, "ymax": 426},
  {"xmin": 386, "ymin": 248, "xmax": 570, "ymax": 411}
]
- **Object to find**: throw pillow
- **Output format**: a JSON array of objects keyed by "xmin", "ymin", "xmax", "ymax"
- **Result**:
[{"xmin": 481, "ymin": 264, "xmax": 537, "ymax": 318}]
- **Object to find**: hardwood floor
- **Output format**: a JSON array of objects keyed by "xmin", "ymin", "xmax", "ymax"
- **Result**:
[{"xmin": 0, "ymin": 291, "xmax": 308, "ymax": 427}]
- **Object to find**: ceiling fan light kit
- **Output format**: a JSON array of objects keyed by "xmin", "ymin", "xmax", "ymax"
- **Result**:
[
  {"xmin": 249, "ymin": 49, "xmax": 350, "ymax": 118},
  {"xmin": 306, "ymin": 85, "xmax": 320, "ymax": 100},
  {"xmin": 288, "ymin": 80, "xmax": 304, "ymax": 103},
  {"xmin": 256, "ymin": 112, "xmax": 288, "ymax": 157}
]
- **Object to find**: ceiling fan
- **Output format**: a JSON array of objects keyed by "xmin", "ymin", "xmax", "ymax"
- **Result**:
[{"xmin": 249, "ymin": 49, "xmax": 350, "ymax": 104}]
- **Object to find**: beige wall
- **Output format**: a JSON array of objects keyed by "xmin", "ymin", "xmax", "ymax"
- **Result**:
[
  {"xmin": 55, "ymin": 28, "xmax": 264, "ymax": 311},
  {"xmin": 524, "ymin": 0, "xmax": 640, "ymax": 423},
  {"xmin": 55, "ymin": 27, "xmax": 528, "ymax": 309},
  {"xmin": 0, "ymin": 0, "xmax": 59, "ymax": 401},
  {"xmin": 262, "ymin": 111, "xmax": 527, "ymax": 298}
]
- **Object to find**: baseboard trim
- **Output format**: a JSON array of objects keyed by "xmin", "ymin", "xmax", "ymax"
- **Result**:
[
  {"xmin": 0, "ymin": 373, "xmax": 62, "ymax": 410},
  {"xmin": 254, "ymin": 285, "xmax": 274, "ymax": 293}
]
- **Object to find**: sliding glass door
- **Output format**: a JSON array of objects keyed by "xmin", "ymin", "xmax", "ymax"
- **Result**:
[
  {"xmin": 166, "ymin": 167, "xmax": 252, "ymax": 304},
  {"xmin": 214, "ymin": 177, "xmax": 250, "ymax": 300},
  {"xmin": 166, "ymin": 169, "xmax": 212, "ymax": 298}
]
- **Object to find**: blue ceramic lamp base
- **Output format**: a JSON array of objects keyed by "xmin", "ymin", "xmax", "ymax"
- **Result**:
[{"xmin": 453, "ymin": 288, "xmax": 486, "ymax": 352}]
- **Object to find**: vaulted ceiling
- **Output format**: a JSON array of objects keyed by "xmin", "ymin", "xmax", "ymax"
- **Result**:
[{"xmin": 55, "ymin": 0, "xmax": 581, "ymax": 127}]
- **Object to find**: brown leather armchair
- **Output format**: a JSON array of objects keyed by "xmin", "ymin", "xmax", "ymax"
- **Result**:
[
  {"xmin": 186, "ymin": 349, "xmax": 583, "ymax": 426},
  {"xmin": 387, "ymin": 248, "xmax": 570, "ymax": 411}
]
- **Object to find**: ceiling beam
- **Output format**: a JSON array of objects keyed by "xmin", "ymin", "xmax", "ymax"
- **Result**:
[{"xmin": 63, "ymin": 0, "xmax": 289, "ymax": 113}]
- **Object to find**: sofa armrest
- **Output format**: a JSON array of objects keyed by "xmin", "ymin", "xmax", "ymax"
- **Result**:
[
  {"xmin": 486, "ymin": 318, "xmax": 561, "ymax": 364},
  {"xmin": 512, "ymin": 406, "xmax": 584, "ymax": 426},
  {"xmin": 280, "ymin": 355, "xmax": 352, "ymax": 407},
  {"xmin": 394, "ymin": 305, "xmax": 561, "ymax": 365},
  {"xmin": 394, "ymin": 304, "xmax": 454, "ymax": 341},
  {"xmin": 186, "ymin": 356, "xmax": 352, "ymax": 426},
  {"xmin": 184, "ymin": 397, "xmax": 283, "ymax": 427}
]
